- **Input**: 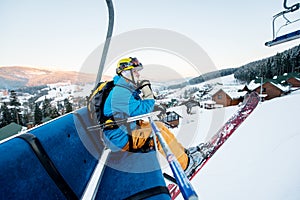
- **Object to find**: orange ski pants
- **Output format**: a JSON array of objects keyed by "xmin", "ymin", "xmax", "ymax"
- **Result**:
[{"xmin": 122, "ymin": 121, "xmax": 188, "ymax": 170}]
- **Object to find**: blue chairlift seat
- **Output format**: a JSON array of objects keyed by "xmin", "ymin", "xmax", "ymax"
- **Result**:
[
  {"xmin": 265, "ymin": 29, "xmax": 300, "ymax": 47},
  {"xmin": 0, "ymin": 107, "xmax": 170, "ymax": 199}
]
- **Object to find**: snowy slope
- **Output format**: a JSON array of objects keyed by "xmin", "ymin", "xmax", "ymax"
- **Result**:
[{"xmin": 171, "ymin": 90, "xmax": 300, "ymax": 200}]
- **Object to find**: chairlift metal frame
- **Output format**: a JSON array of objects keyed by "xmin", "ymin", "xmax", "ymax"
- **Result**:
[
  {"xmin": 95, "ymin": 0, "xmax": 114, "ymax": 84},
  {"xmin": 265, "ymin": 0, "xmax": 300, "ymax": 47}
]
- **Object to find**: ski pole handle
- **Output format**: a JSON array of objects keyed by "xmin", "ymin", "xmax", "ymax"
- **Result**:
[{"xmin": 149, "ymin": 117, "xmax": 198, "ymax": 200}]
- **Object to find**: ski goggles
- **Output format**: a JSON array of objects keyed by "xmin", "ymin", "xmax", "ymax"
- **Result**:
[{"xmin": 117, "ymin": 57, "xmax": 143, "ymax": 74}]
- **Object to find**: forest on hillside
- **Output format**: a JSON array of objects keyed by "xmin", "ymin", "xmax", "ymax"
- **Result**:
[
  {"xmin": 234, "ymin": 45, "xmax": 300, "ymax": 83},
  {"xmin": 170, "ymin": 44, "xmax": 300, "ymax": 89}
]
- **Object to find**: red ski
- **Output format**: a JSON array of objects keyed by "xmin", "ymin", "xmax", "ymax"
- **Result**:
[{"xmin": 166, "ymin": 91, "xmax": 260, "ymax": 199}]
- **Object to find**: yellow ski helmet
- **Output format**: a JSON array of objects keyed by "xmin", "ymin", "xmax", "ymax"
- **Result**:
[{"xmin": 116, "ymin": 57, "xmax": 143, "ymax": 75}]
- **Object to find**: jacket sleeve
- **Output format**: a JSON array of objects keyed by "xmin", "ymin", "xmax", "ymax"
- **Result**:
[
  {"xmin": 129, "ymin": 96, "xmax": 155, "ymax": 117},
  {"xmin": 105, "ymin": 86, "xmax": 155, "ymax": 118}
]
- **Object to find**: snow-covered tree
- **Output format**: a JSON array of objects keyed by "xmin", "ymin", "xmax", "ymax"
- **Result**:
[{"xmin": 34, "ymin": 103, "xmax": 42, "ymax": 125}]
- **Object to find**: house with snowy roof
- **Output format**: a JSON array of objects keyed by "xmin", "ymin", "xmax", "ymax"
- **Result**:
[
  {"xmin": 212, "ymin": 88, "xmax": 247, "ymax": 107},
  {"xmin": 287, "ymin": 76, "xmax": 300, "ymax": 87},
  {"xmin": 246, "ymin": 79, "xmax": 290, "ymax": 101},
  {"xmin": 268, "ymin": 73, "xmax": 300, "ymax": 88},
  {"xmin": 281, "ymin": 73, "xmax": 300, "ymax": 88},
  {"xmin": 163, "ymin": 111, "xmax": 182, "ymax": 128}
]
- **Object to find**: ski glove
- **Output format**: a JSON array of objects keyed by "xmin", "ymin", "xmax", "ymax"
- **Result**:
[
  {"xmin": 138, "ymin": 80, "xmax": 154, "ymax": 99},
  {"xmin": 137, "ymin": 80, "xmax": 151, "ymax": 89}
]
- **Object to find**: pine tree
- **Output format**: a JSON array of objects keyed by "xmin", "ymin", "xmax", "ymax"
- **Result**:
[
  {"xmin": 49, "ymin": 107, "xmax": 60, "ymax": 119},
  {"xmin": 21, "ymin": 101, "xmax": 31, "ymax": 126},
  {"xmin": 0, "ymin": 102, "xmax": 12, "ymax": 128},
  {"xmin": 9, "ymin": 90, "xmax": 21, "ymax": 125},
  {"xmin": 265, "ymin": 60, "xmax": 273, "ymax": 79},
  {"xmin": 283, "ymin": 54, "xmax": 291, "ymax": 73},
  {"xmin": 42, "ymin": 98, "xmax": 51, "ymax": 118},
  {"xmin": 34, "ymin": 103, "xmax": 42, "ymax": 125},
  {"xmin": 64, "ymin": 98, "xmax": 73, "ymax": 113},
  {"xmin": 274, "ymin": 53, "xmax": 282, "ymax": 76}
]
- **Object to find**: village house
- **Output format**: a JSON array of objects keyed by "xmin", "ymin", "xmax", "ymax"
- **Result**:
[
  {"xmin": 212, "ymin": 89, "xmax": 246, "ymax": 107},
  {"xmin": 286, "ymin": 76, "xmax": 300, "ymax": 87},
  {"xmin": 246, "ymin": 79, "xmax": 290, "ymax": 101},
  {"xmin": 163, "ymin": 111, "xmax": 182, "ymax": 128},
  {"xmin": 272, "ymin": 73, "xmax": 300, "ymax": 88},
  {"xmin": 283, "ymin": 73, "xmax": 300, "ymax": 88},
  {"xmin": 200, "ymin": 100, "xmax": 216, "ymax": 109}
]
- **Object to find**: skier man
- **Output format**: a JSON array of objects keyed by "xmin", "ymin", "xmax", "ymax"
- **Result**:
[{"xmin": 101, "ymin": 57, "xmax": 207, "ymax": 176}]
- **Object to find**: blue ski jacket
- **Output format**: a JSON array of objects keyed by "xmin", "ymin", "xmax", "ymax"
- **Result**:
[{"xmin": 103, "ymin": 75, "xmax": 155, "ymax": 151}]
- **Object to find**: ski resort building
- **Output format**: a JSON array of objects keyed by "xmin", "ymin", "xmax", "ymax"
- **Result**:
[
  {"xmin": 286, "ymin": 76, "xmax": 300, "ymax": 87},
  {"xmin": 247, "ymin": 80, "xmax": 290, "ymax": 101},
  {"xmin": 212, "ymin": 89, "xmax": 246, "ymax": 107},
  {"xmin": 163, "ymin": 111, "xmax": 182, "ymax": 128},
  {"xmin": 199, "ymin": 100, "xmax": 217, "ymax": 109}
]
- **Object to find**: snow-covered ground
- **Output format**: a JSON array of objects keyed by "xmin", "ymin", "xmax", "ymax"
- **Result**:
[{"xmin": 164, "ymin": 89, "xmax": 300, "ymax": 200}]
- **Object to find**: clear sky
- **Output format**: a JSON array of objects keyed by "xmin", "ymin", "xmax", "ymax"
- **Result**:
[{"xmin": 1, "ymin": 0, "xmax": 300, "ymax": 78}]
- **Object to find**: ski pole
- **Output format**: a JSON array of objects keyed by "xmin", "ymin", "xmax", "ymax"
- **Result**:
[
  {"xmin": 148, "ymin": 116, "xmax": 198, "ymax": 200},
  {"xmin": 87, "ymin": 111, "xmax": 161, "ymax": 131},
  {"xmin": 150, "ymin": 119, "xmax": 159, "ymax": 152}
]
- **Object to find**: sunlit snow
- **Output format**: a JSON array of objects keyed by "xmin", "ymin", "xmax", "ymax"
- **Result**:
[{"xmin": 164, "ymin": 85, "xmax": 300, "ymax": 200}]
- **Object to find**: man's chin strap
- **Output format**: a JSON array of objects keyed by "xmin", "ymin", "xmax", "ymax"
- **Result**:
[{"xmin": 120, "ymin": 70, "xmax": 137, "ymax": 87}]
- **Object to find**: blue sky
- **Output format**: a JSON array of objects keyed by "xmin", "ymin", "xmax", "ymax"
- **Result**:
[{"xmin": 1, "ymin": 0, "xmax": 299, "ymax": 78}]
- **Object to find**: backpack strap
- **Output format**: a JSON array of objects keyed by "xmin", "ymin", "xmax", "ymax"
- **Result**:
[
  {"xmin": 114, "ymin": 83, "xmax": 136, "ymax": 93},
  {"xmin": 97, "ymin": 82, "xmax": 149, "ymax": 152}
]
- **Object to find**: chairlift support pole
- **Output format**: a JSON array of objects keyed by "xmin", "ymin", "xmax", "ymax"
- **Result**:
[
  {"xmin": 81, "ymin": 1, "xmax": 114, "ymax": 200},
  {"xmin": 265, "ymin": 0, "xmax": 300, "ymax": 47},
  {"xmin": 96, "ymin": 0, "xmax": 114, "ymax": 84}
]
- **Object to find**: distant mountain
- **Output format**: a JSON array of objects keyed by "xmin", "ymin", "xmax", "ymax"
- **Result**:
[{"xmin": 0, "ymin": 66, "xmax": 97, "ymax": 89}]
